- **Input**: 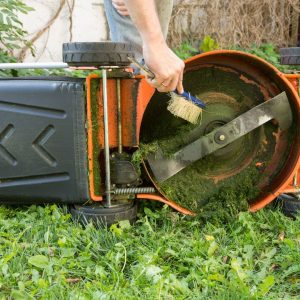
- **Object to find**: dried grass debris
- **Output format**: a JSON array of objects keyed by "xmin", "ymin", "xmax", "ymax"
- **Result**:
[{"xmin": 168, "ymin": 0, "xmax": 300, "ymax": 48}]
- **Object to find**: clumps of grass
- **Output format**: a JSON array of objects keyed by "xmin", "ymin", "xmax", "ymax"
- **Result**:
[
  {"xmin": 133, "ymin": 137, "xmax": 260, "ymax": 225},
  {"xmin": 90, "ymin": 78, "xmax": 102, "ymax": 194},
  {"xmin": 137, "ymin": 112, "xmax": 263, "ymax": 224},
  {"xmin": 160, "ymin": 160, "xmax": 261, "ymax": 225},
  {"xmin": 131, "ymin": 142, "xmax": 159, "ymax": 175},
  {"xmin": 195, "ymin": 167, "xmax": 259, "ymax": 225}
]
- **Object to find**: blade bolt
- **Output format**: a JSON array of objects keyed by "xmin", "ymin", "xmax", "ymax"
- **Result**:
[{"xmin": 214, "ymin": 131, "xmax": 227, "ymax": 144}]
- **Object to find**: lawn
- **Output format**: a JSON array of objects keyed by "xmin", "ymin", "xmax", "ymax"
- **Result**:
[{"xmin": 0, "ymin": 203, "xmax": 299, "ymax": 299}]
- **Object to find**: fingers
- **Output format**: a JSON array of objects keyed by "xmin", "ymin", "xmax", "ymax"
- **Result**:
[
  {"xmin": 148, "ymin": 77, "xmax": 184, "ymax": 93},
  {"xmin": 176, "ymin": 80, "xmax": 184, "ymax": 95},
  {"xmin": 142, "ymin": 44, "xmax": 185, "ymax": 93},
  {"xmin": 146, "ymin": 74, "xmax": 184, "ymax": 93},
  {"xmin": 156, "ymin": 77, "xmax": 176, "ymax": 93},
  {"xmin": 155, "ymin": 78, "xmax": 172, "ymax": 92},
  {"xmin": 176, "ymin": 71, "xmax": 184, "ymax": 94},
  {"xmin": 112, "ymin": 0, "xmax": 129, "ymax": 16},
  {"xmin": 148, "ymin": 66, "xmax": 184, "ymax": 93},
  {"xmin": 112, "ymin": 0, "xmax": 126, "ymax": 7}
]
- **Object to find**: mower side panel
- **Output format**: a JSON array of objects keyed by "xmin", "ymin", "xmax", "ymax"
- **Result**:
[{"xmin": 0, "ymin": 78, "xmax": 89, "ymax": 204}]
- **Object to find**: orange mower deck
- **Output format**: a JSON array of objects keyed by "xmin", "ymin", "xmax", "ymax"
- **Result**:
[{"xmin": 86, "ymin": 50, "xmax": 300, "ymax": 215}]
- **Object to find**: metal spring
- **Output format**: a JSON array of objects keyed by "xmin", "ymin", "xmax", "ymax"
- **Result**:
[{"xmin": 114, "ymin": 187, "xmax": 156, "ymax": 195}]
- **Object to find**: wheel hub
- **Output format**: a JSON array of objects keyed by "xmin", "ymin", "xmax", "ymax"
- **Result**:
[{"xmin": 180, "ymin": 92, "xmax": 262, "ymax": 179}]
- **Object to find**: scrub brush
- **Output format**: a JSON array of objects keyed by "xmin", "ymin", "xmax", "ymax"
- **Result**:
[
  {"xmin": 167, "ymin": 90, "xmax": 205, "ymax": 124},
  {"xmin": 128, "ymin": 57, "xmax": 206, "ymax": 124}
]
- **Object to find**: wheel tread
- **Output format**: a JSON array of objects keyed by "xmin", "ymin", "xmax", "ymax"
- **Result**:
[
  {"xmin": 280, "ymin": 47, "xmax": 300, "ymax": 65},
  {"xmin": 70, "ymin": 202, "xmax": 138, "ymax": 226},
  {"xmin": 63, "ymin": 42, "xmax": 135, "ymax": 67},
  {"xmin": 277, "ymin": 193, "xmax": 300, "ymax": 217}
]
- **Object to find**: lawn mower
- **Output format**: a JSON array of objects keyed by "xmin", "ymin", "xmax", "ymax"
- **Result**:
[{"xmin": 0, "ymin": 42, "xmax": 299, "ymax": 225}]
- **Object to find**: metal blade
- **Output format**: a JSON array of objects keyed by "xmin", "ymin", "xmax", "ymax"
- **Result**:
[{"xmin": 147, "ymin": 92, "xmax": 292, "ymax": 182}]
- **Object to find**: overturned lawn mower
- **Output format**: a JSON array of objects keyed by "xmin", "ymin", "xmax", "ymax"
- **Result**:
[{"xmin": 0, "ymin": 42, "xmax": 299, "ymax": 225}]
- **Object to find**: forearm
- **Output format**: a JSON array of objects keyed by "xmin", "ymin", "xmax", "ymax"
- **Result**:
[
  {"xmin": 123, "ymin": 0, "xmax": 165, "ymax": 46},
  {"xmin": 122, "ymin": 0, "xmax": 184, "ymax": 93}
]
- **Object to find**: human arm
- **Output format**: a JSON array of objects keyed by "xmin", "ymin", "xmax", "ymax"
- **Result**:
[{"xmin": 123, "ymin": 0, "xmax": 184, "ymax": 93}]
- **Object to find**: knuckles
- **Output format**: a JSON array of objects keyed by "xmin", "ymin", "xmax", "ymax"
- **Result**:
[
  {"xmin": 112, "ymin": 0, "xmax": 125, "ymax": 6},
  {"xmin": 143, "ymin": 51, "xmax": 185, "ymax": 92}
]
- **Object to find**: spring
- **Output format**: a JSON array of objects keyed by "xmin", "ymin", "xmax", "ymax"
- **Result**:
[{"xmin": 114, "ymin": 187, "xmax": 156, "ymax": 195}]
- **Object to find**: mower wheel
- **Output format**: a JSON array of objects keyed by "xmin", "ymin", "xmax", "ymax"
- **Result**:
[
  {"xmin": 69, "ymin": 201, "xmax": 137, "ymax": 227},
  {"xmin": 277, "ymin": 193, "xmax": 300, "ymax": 217},
  {"xmin": 280, "ymin": 47, "xmax": 300, "ymax": 65},
  {"xmin": 63, "ymin": 42, "xmax": 135, "ymax": 67}
]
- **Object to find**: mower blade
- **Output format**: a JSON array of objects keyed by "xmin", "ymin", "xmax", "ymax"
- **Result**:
[{"xmin": 147, "ymin": 92, "xmax": 292, "ymax": 182}]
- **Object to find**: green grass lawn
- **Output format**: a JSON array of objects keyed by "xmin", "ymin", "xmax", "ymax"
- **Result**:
[{"xmin": 0, "ymin": 203, "xmax": 299, "ymax": 299}]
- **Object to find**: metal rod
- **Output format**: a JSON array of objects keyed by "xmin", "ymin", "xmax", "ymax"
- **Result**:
[
  {"xmin": 116, "ymin": 79, "xmax": 123, "ymax": 154},
  {"xmin": 0, "ymin": 62, "xmax": 69, "ymax": 69},
  {"xmin": 102, "ymin": 69, "xmax": 112, "ymax": 207}
]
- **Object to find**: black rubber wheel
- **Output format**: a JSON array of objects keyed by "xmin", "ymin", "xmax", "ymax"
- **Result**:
[
  {"xmin": 69, "ymin": 201, "xmax": 137, "ymax": 227},
  {"xmin": 62, "ymin": 42, "xmax": 135, "ymax": 67},
  {"xmin": 277, "ymin": 193, "xmax": 300, "ymax": 217},
  {"xmin": 280, "ymin": 47, "xmax": 300, "ymax": 65}
]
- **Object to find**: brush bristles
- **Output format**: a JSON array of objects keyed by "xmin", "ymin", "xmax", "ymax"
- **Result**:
[{"xmin": 167, "ymin": 92, "xmax": 202, "ymax": 124}]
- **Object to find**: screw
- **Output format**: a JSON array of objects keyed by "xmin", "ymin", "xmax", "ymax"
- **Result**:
[{"xmin": 219, "ymin": 134, "xmax": 226, "ymax": 141}]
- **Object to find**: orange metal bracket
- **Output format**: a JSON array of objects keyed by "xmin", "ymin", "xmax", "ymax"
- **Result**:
[
  {"xmin": 86, "ymin": 74, "xmax": 103, "ymax": 202},
  {"xmin": 136, "ymin": 194, "xmax": 196, "ymax": 216},
  {"xmin": 283, "ymin": 73, "xmax": 300, "ymax": 93}
]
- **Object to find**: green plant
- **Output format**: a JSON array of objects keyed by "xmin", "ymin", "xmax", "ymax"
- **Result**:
[
  {"xmin": 233, "ymin": 44, "xmax": 300, "ymax": 73},
  {"xmin": 174, "ymin": 42, "xmax": 199, "ymax": 60},
  {"xmin": 0, "ymin": 0, "xmax": 33, "ymax": 54},
  {"xmin": 200, "ymin": 35, "xmax": 220, "ymax": 52},
  {"xmin": 0, "ymin": 0, "xmax": 34, "ymax": 77},
  {"xmin": 175, "ymin": 40, "xmax": 299, "ymax": 73},
  {"xmin": 173, "ymin": 36, "xmax": 220, "ymax": 60}
]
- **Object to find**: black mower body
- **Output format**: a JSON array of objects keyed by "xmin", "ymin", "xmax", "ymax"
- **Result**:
[{"xmin": 0, "ymin": 77, "xmax": 89, "ymax": 204}]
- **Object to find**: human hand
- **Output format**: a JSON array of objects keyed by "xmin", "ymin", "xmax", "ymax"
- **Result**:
[
  {"xmin": 143, "ymin": 41, "xmax": 185, "ymax": 94},
  {"xmin": 112, "ymin": 0, "xmax": 129, "ymax": 16}
]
